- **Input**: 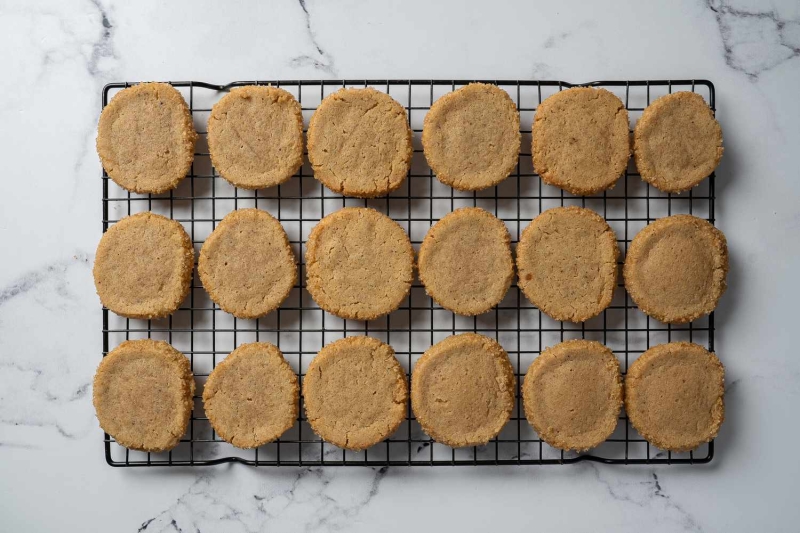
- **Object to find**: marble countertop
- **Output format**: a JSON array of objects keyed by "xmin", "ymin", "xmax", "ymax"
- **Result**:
[{"xmin": 2, "ymin": 0, "xmax": 799, "ymax": 530}]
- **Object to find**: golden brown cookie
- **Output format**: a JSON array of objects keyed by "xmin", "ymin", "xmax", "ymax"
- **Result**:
[
  {"xmin": 418, "ymin": 207, "xmax": 513, "ymax": 316},
  {"xmin": 93, "ymin": 340, "xmax": 195, "ymax": 452},
  {"xmin": 625, "ymin": 342, "xmax": 724, "ymax": 452},
  {"xmin": 305, "ymin": 207, "xmax": 414, "ymax": 320},
  {"xmin": 93, "ymin": 212, "xmax": 194, "ymax": 319},
  {"xmin": 207, "ymin": 86, "xmax": 304, "ymax": 190},
  {"xmin": 202, "ymin": 342, "xmax": 298, "ymax": 448},
  {"xmin": 422, "ymin": 83, "xmax": 521, "ymax": 191},
  {"xmin": 307, "ymin": 88, "xmax": 412, "ymax": 197},
  {"xmin": 198, "ymin": 208, "xmax": 296, "ymax": 319},
  {"xmin": 522, "ymin": 340, "xmax": 622, "ymax": 451},
  {"xmin": 97, "ymin": 82, "xmax": 197, "ymax": 194},
  {"xmin": 517, "ymin": 206, "xmax": 619, "ymax": 322},
  {"xmin": 624, "ymin": 215, "xmax": 728, "ymax": 324},
  {"xmin": 532, "ymin": 87, "xmax": 630, "ymax": 195},
  {"xmin": 634, "ymin": 92, "xmax": 723, "ymax": 193},
  {"xmin": 303, "ymin": 337, "xmax": 408, "ymax": 450},
  {"xmin": 411, "ymin": 333, "xmax": 515, "ymax": 447}
]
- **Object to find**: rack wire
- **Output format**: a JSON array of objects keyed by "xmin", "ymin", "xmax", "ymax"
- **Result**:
[{"xmin": 102, "ymin": 79, "xmax": 716, "ymax": 467}]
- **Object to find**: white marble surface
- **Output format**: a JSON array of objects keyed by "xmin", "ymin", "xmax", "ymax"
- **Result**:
[{"xmin": 1, "ymin": 0, "xmax": 799, "ymax": 530}]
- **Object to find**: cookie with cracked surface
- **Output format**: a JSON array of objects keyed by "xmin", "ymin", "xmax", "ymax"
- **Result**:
[
  {"xmin": 202, "ymin": 342, "xmax": 298, "ymax": 449},
  {"xmin": 305, "ymin": 207, "xmax": 414, "ymax": 320},
  {"xmin": 418, "ymin": 207, "xmax": 513, "ymax": 316},
  {"xmin": 208, "ymin": 85, "xmax": 304, "ymax": 190},
  {"xmin": 303, "ymin": 337, "xmax": 408, "ymax": 450},
  {"xmin": 624, "ymin": 215, "xmax": 728, "ymax": 324},
  {"xmin": 532, "ymin": 87, "xmax": 630, "ymax": 195},
  {"xmin": 634, "ymin": 91, "xmax": 723, "ymax": 193},
  {"xmin": 307, "ymin": 87, "xmax": 412, "ymax": 197},
  {"xmin": 97, "ymin": 82, "xmax": 197, "ymax": 194},
  {"xmin": 411, "ymin": 333, "xmax": 515, "ymax": 447},
  {"xmin": 625, "ymin": 342, "xmax": 724, "ymax": 452},
  {"xmin": 522, "ymin": 340, "xmax": 622, "ymax": 451},
  {"xmin": 93, "ymin": 212, "xmax": 194, "ymax": 319},
  {"xmin": 517, "ymin": 206, "xmax": 619, "ymax": 322},
  {"xmin": 93, "ymin": 340, "xmax": 195, "ymax": 452},
  {"xmin": 422, "ymin": 83, "xmax": 520, "ymax": 191},
  {"xmin": 198, "ymin": 208, "xmax": 296, "ymax": 319}
]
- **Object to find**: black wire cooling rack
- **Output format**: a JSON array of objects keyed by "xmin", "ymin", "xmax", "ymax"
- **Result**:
[{"xmin": 102, "ymin": 79, "xmax": 717, "ymax": 467}]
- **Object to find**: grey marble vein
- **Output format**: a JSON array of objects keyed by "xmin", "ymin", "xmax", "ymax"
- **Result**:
[
  {"xmin": 138, "ymin": 466, "xmax": 388, "ymax": 532},
  {"xmin": 725, "ymin": 377, "xmax": 741, "ymax": 393},
  {"xmin": 87, "ymin": 0, "xmax": 114, "ymax": 77},
  {"xmin": 543, "ymin": 31, "xmax": 571, "ymax": 49},
  {"xmin": 72, "ymin": 0, "xmax": 118, "ymax": 200},
  {"xmin": 0, "ymin": 252, "xmax": 90, "ymax": 309},
  {"xmin": 586, "ymin": 463, "xmax": 704, "ymax": 532},
  {"xmin": 708, "ymin": 0, "xmax": 800, "ymax": 80},
  {"xmin": 0, "ymin": 442, "xmax": 38, "ymax": 450},
  {"xmin": 531, "ymin": 61, "xmax": 556, "ymax": 79},
  {"xmin": 0, "ymin": 252, "xmax": 97, "ymax": 441},
  {"xmin": 290, "ymin": 0, "xmax": 337, "ymax": 76}
]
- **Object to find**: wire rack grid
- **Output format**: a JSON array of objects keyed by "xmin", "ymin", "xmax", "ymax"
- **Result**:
[{"xmin": 102, "ymin": 79, "xmax": 717, "ymax": 467}]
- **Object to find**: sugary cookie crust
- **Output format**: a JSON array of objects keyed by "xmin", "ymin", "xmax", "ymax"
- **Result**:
[
  {"xmin": 418, "ymin": 207, "xmax": 514, "ymax": 316},
  {"xmin": 422, "ymin": 83, "xmax": 520, "ymax": 191},
  {"xmin": 532, "ymin": 87, "xmax": 630, "ymax": 195},
  {"xmin": 93, "ymin": 340, "xmax": 195, "ymax": 452},
  {"xmin": 97, "ymin": 82, "xmax": 197, "ymax": 194},
  {"xmin": 625, "ymin": 342, "xmax": 725, "ymax": 452},
  {"xmin": 411, "ymin": 333, "xmax": 515, "ymax": 447},
  {"xmin": 303, "ymin": 337, "xmax": 408, "ymax": 450},
  {"xmin": 208, "ymin": 85, "xmax": 304, "ymax": 190},
  {"xmin": 308, "ymin": 88, "xmax": 412, "ymax": 197}
]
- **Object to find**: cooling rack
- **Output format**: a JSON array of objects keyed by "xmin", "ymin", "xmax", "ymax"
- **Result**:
[{"xmin": 102, "ymin": 79, "xmax": 716, "ymax": 467}]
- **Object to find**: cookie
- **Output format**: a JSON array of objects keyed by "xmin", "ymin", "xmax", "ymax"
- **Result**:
[
  {"xmin": 208, "ymin": 86, "xmax": 304, "ymax": 190},
  {"xmin": 418, "ymin": 207, "xmax": 513, "ymax": 316},
  {"xmin": 198, "ymin": 208, "xmax": 296, "ymax": 319},
  {"xmin": 522, "ymin": 340, "xmax": 622, "ymax": 451},
  {"xmin": 93, "ymin": 340, "xmax": 195, "ymax": 452},
  {"xmin": 202, "ymin": 342, "xmax": 298, "ymax": 449},
  {"xmin": 97, "ymin": 82, "xmax": 197, "ymax": 194},
  {"xmin": 305, "ymin": 207, "xmax": 414, "ymax": 320},
  {"xmin": 517, "ymin": 206, "xmax": 619, "ymax": 322},
  {"xmin": 532, "ymin": 87, "xmax": 630, "ymax": 195},
  {"xmin": 422, "ymin": 83, "xmax": 521, "ymax": 191},
  {"xmin": 411, "ymin": 333, "xmax": 515, "ymax": 447},
  {"xmin": 625, "ymin": 342, "xmax": 724, "ymax": 452},
  {"xmin": 93, "ymin": 212, "xmax": 194, "ymax": 319},
  {"xmin": 303, "ymin": 337, "xmax": 408, "ymax": 450},
  {"xmin": 634, "ymin": 92, "xmax": 723, "ymax": 193},
  {"xmin": 624, "ymin": 215, "xmax": 728, "ymax": 323},
  {"xmin": 307, "ymin": 88, "xmax": 412, "ymax": 197}
]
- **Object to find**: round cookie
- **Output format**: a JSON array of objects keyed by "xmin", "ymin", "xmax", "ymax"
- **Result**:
[
  {"xmin": 624, "ymin": 215, "xmax": 728, "ymax": 324},
  {"xmin": 522, "ymin": 340, "xmax": 622, "ymax": 451},
  {"xmin": 411, "ymin": 333, "xmax": 515, "ymax": 447},
  {"xmin": 532, "ymin": 87, "xmax": 630, "ymax": 195},
  {"xmin": 422, "ymin": 83, "xmax": 521, "ymax": 191},
  {"xmin": 517, "ymin": 206, "xmax": 619, "ymax": 322},
  {"xmin": 418, "ymin": 207, "xmax": 513, "ymax": 316},
  {"xmin": 93, "ymin": 340, "xmax": 195, "ymax": 452},
  {"xmin": 634, "ymin": 92, "xmax": 723, "ymax": 193},
  {"xmin": 303, "ymin": 337, "xmax": 408, "ymax": 450},
  {"xmin": 307, "ymin": 88, "xmax": 412, "ymax": 197},
  {"xmin": 625, "ymin": 342, "xmax": 724, "ymax": 452},
  {"xmin": 199, "ymin": 208, "xmax": 296, "ymax": 319},
  {"xmin": 93, "ymin": 212, "xmax": 194, "ymax": 319},
  {"xmin": 202, "ymin": 342, "xmax": 298, "ymax": 448},
  {"xmin": 208, "ymin": 86, "xmax": 304, "ymax": 190},
  {"xmin": 305, "ymin": 207, "xmax": 414, "ymax": 320},
  {"xmin": 97, "ymin": 82, "xmax": 197, "ymax": 194}
]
